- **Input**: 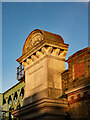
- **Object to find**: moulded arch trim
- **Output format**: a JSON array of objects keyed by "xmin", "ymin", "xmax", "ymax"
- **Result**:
[{"xmin": 22, "ymin": 29, "xmax": 44, "ymax": 55}]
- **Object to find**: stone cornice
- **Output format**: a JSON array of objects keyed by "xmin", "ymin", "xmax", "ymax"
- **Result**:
[
  {"xmin": 17, "ymin": 41, "xmax": 68, "ymax": 64},
  {"xmin": 66, "ymin": 47, "xmax": 90, "ymax": 63},
  {"xmin": 20, "ymin": 45, "xmax": 67, "ymax": 71},
  {"xmin": 65, "ymin": 83, "xmax": 90, "ymax": 94},
  {"xmin": 16, "ymin": 29, "xmax": 69, "ymax": 64}
]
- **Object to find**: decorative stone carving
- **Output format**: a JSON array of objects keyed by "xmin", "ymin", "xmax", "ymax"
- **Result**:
[
  {"xmin": 31, "ymin": 55, "xmax": 38, "ymax": 61},
  {"xmin": 51, "ymin": 48, "xmax": 60, "ymax": 56},
  {"xmin": 22, "ymin": 46, "xmax": 68, "ymax": 71},
  {"xmin": 41, "ymin": 46, "xmax": 52, "ymax": 55},
  {"xmin": 36, "ymin": 51, "xmax": 44, "ymax": 58},
  {"xmin": 30, "ymin": 33, "xmax": 43, "ymax": 46},
  {"xmin": 26, "ymin": 58, "xmax": 31, "ymax": 65},
  {"xmin": 23, "ymin": 33, "xmax": 44, "ymax": 55},
  {"xmin": 14, "ymin": 29, "xmax": 69, "ymax": 120},
  {"xmin": 59, "ymin": 50, "xmax": 67, "ymax": 59},
  {"xmin": 22, "ymin": 62, "xmax": 28, "ymax": 68}
]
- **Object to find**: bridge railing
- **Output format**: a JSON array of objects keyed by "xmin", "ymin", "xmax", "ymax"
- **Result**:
[{"xmin": 17, "ymin": 64, "xmax": 25, "ymax": 82}]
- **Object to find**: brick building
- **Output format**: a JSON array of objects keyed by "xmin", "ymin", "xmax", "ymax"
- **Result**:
[{"xmin": 62, "ymin": 47, "xmax": 90, "ymax": 120}]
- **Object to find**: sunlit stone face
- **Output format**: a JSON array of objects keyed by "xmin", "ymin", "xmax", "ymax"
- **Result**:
[{"xmin": 20, "ymin": 29, "xmax": 69, "ymax": 100}]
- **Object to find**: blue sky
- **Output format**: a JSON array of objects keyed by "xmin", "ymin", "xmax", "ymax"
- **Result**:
[{"xmin": 2, "ymin": 2, "xmax": 88, "ymax": 92}]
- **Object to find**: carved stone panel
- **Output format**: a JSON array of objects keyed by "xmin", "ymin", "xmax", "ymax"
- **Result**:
[{"xmin": 23, "ymin": 33, "xmax": 44, "ymax": 54}]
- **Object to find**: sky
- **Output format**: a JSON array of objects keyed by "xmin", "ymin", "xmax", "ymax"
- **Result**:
[{"xmin": 1, "ymin": 2, "xmax": 88, "ymax": 92}]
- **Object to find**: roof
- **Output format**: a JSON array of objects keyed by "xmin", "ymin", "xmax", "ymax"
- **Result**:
[
  {"xmin": 17, "ymin": 29, "xmax": 69, "ymax": 63},
  {"xmin": 22, "ymin": 29, "xmax": 64, "ymax": 55},
  {"xmin": 66, "ymin": 47, "xmax": 90, "ymax": 62}
]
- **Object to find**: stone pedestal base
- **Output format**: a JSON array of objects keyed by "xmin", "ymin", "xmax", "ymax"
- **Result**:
[{"xmin": 12, "ymin": 98, "xmax": 68, "ymax": 120}]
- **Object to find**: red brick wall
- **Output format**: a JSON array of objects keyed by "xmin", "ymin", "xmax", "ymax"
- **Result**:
[
  {"xmin": 74, "ymin": 61, "xmax": 84, "ymax": 79},
  {"xmin": 67, "ymin": 86, "xmax": 90, "ymax": 104}
]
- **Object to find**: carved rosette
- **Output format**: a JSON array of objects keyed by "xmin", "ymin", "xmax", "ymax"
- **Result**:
[{"xmin": 23, "ymin": 33, "xmax": 44, "ymax": 55}]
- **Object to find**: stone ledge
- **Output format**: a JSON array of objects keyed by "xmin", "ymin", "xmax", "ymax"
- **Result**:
[{"xmin": 12, "ymin": 98, "xmax": 68, "ymax": 120}]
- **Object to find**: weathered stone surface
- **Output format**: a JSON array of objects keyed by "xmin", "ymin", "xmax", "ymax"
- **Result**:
[
  {"xmin": 12, "ymin": 29, "xmax": 90, "ymax": 120},
  {"xmin": 13, "ymin": 29, "xmax": 69, "ymax": 120},
  {"xmin": 12, "ymin": 98, "xmax": 68, "ymax": 120},
  {"xmin": 68, "ymin": 99, "xmax": 90, "ymax": 120},
  {"xmin": 20, "ymin": 30, "xmax": 68, "ymax": 104}
]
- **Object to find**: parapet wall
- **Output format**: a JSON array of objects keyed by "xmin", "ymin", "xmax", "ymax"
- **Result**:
[{"xmin": 62, "ymin": 47, "xmax": 90, "ymax": 120}]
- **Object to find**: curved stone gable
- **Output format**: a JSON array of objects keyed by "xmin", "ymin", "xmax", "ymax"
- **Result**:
[
  {"xmin": 22, "ymin": 29, "xmax": 43, "ymax": 55},
  {"xmin": 22, "ymin": 29, "xmax": 64, "ymax": 55}
]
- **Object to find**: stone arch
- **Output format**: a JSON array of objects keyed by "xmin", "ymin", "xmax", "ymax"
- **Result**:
[{"xmin": 22, "ymin": 29, "xmax": 44, "ymax": 55}]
